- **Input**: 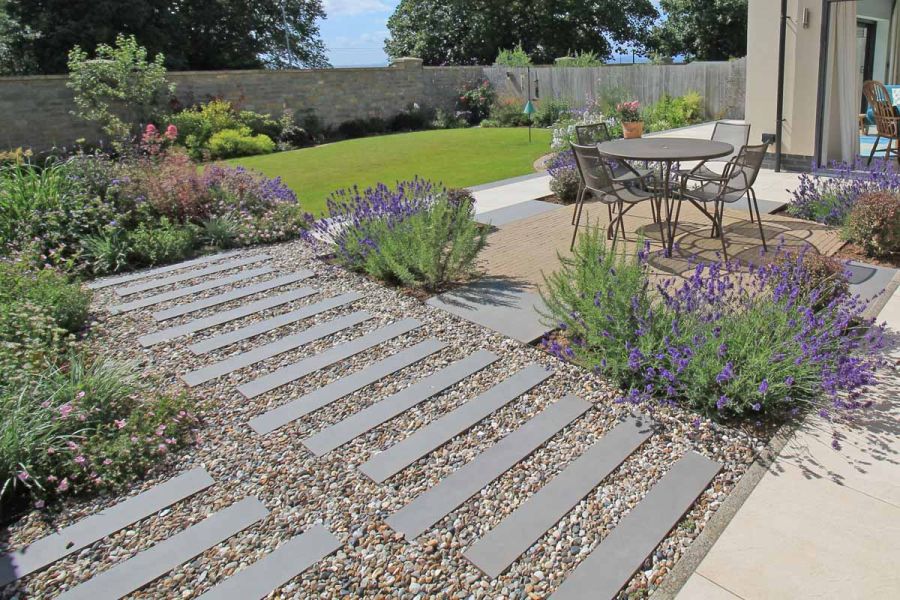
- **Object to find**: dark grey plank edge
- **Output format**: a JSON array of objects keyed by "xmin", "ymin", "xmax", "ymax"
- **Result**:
[
  {"xmin": 153, "ymin": 270, "xmax": 314, "ymax": 322},
  {"xmin": 0, "ymin": 468, "xmax": 214, "ymax": 587},
  {"xmin": 360, "ymin": 363, "xmax": 552, "ymax": 483},
  {"xmin": 56, "ymin": 496, "xmax": 268, "ymax": 600},
  {"xmin": 464, "ymin": 416, "xmax": 653, "ymax": 578},
  {"xmin": 237, "ymin": 317, "xmax": 422, "ymax": 399},
  {"xmin": 189, "ymin": 291, "xmax": 362, "ymax": 355},
  {"xmin": 109, "ymin": 266, "xmax": 273, "ymax": 314},
  {"xmin": 549, "ymin": 452, "xmax": 722, "ymax": 600},
  {"xmin": 138, "ymin": 288, "xmax": 317, "ymax": 347},
  {"xmin": 87, "ymin": 251, "xmax": 240, "ymax": 289},
  {"xmin": 181, "ymin": 311, "xmax": 372, "ymax": 387},
  {"xmin": 385, "ymin": 395, "xmax": 591, "ymax": 540},
  {"xmin": 302, "ymin": 349, "xmax": 499, "ymax": 457},
  {"xmin": 116, "ymin": 254, "xmax": 271, "ymax": 297},
  {"xmin": 195, "ymin": 525, "xmax": 341, "ymax": 600},
  {"xmin": 249, "ymin": 338, "xmax": 448, "ymax": 435}
]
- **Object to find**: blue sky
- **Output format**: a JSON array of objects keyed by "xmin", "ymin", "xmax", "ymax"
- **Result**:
[{"xmin": 319, "ymin": 1, "xmax": 663, "ymax": 68}]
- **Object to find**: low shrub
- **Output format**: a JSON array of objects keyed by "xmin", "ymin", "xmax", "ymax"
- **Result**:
[
  {"xmin": 642, "ymin": 92, "xmax": 704, "ymax": 132},
  {"xmin": 843, "ymin": 191, "xmax": 900, "ymax": 257},
  {"xmin": 555, "ymin": 51, "xmax": 603, "ymax": 67},
  {"xmin": 309, "ymin": 180, "xmax": 486, "ymax": 291},
  {"xmin": 128, "ymin": 218, "xmax": 198, "ymax": 266},
  {"xmin": 431, "ymin": 109, "xmax": 468, "ymax": 130},
  {"xmin": 490, "ymin": 96, "xmax": 533, "ymax": 127},
  {"xmin": 0, "ymin": 264, "xmax": 91, "ymax": 335},
  {"xmin": 541, "ymin": 227, "xmax": 885, "ymax": 422},
  {"xmin": 388, "ymin": 104, "xmax": 434, "ymax": 132},
  {"xmin": 495, "ymin": 44, "xmax": 533, "ymax": 67},
  {"xmin": 202, "ymin": 215, "xmax": 241, "ymax": 249},
  {"xmin": 0, "ymin": 354, "xmax": 198, "ymax": 510},
  {"xmin": 547, "ymin": 150, "xmax": 580, "ymax": 203},
  {"xmin": 207, "ymin": 127, "xmax": 276, "ymax": 159},
  {"xmin": 787, "ymin": 160, "xmax": 900, "ymax": 225},
  {"xmin": 772, "ymin": 250, "xmax": 849, "ymax": 310},
  {"xmin": 533, "ymin": 98, "xmax": 572, "ymax": 127},
  {"xmin": 457, "ymin": 80, "xmax": 495, "ymax": 124},
  {"xmin": 83, "ymin": 231, "xmax": 132, "ymax": 275}
]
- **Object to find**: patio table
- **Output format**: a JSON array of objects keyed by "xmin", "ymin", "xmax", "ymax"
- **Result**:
[{"xmin": 597, "ymin": 137, "xmax": 733, "ymax": 253}]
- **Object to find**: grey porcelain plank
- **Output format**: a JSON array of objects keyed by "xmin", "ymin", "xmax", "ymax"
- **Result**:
[
  {"xmin": 360, "ymin": 363, "xmax": 552, "ymax": 483},
  {"xmin": 56, "ymin": 496, "xmax": 268, "ymax": 600},
  {"xmin": 116, "ymin": 254, "xmax": 271, "ymax": 296},
  {"xmin": 138, "ymin": 287, "xmax": 317, "ymax": 347},
  {"xmin": 109, "ymin": 266, "xmax": 273, "ymax": 314},
  {"xmin": 189, "ymin": 291, "xmax": 362, "ymax": 355},
  {"xmin": 182, "ymin": 311, "xmax": 373, "ymax": 387},
  {"xmin": 0, "ymin": 468, "xmax": 214, "ymax": 587},
  {"xmin": 549, "ymin": 452, "xmax": 722, "ymax": 600},
  {"xmin": 464, "ymin": 417, "xmax": 653, "ymax": 578},
  {"xmin": 153, "ymin": 270, "xmax": 314, "ymax": 321},
  {"xmin": 249, "ymin": 338, "xmax": 447, "ymax": 435},
  {"xmin": 302, "ymin": 349, "xmax": 499, "ymax": 457},
  {"xmin": 386, "ymin": 395, "xmax": 591, "ymax": 540},
  {"xmin": 195, "ymin": 525, "xmax": 341, "ymax": 600},
  {"xmin": 238, "ymin": 318, "xmax": 422, "ymax": 399},
  {"xmin": 87, "ymin": 251, "xmax": 240, "ymax": 289}
]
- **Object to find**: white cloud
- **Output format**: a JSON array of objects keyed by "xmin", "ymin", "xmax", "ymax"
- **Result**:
[
  {"xmin": 332, "ymin": 30, "xmax": 389, "ymax": 49},
  {"xmin": 324, "ymin": 0, "xmax": 394, "ymax": 16}
]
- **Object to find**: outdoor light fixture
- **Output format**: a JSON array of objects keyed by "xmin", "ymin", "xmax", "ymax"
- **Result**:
[
  {"xmin": 524, "ymin": 66, "xmax": 536, "ymax": 142},
  {"xmin": 802, "ymin": 7, "xmax": 811, "ymax": 28}
]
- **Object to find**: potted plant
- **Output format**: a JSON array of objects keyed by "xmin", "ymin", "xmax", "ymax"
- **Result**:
[{"xmin": 616, "ymin": 101, "xmax": 643, "ymax": 138}]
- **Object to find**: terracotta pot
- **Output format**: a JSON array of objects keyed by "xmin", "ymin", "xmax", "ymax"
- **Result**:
[{"xmin": 622, "ymin": 121, "xmax": 644, "ymax": 139}]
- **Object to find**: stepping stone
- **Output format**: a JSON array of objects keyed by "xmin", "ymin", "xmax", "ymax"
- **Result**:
[
  {"xmin": 87, "ymin": 251, "xmax": 241, "ymax": 290},
  {"xmin": 116, "ymin": 254, "xmax": 271, "ymax": 296},
  {"xmin": 386, "ymin": 395, "xmax": 591, "ymax": 540},
  {"xmin": 0, "ymin": 468, "xmax": 214, "ymax": 587},
  {"xmin": 475, "ymin": 200, "xmax": 559, "ymax": 227},
  {"xmin": 249, "ymin": 339, "xmax": 448, "ymax": 435},
  {"xmin": 56, "ymin": 496, "xmax": 268, "ymax": 600},
  {"xmin": 195, "ymin": 525, "xmax": 341, "ymax": 600},
  {"xmin": 463, "ymin": 417, "xmax": 652, "ymax": 578},
  {"xmin": 109, "ymin": 266, "xmax": 273, "ymax": 314},
  {"xmin": 237, "ymin": 318, "xmax": 422, "ymax": 399},
  {"xmin": 153, "ymin": 270, "xmax": 314, "ymax": 321},
  {"xmin": 302, "ymin": 349, "xmax": 499, "ymax": 457},
  {"xmin": 549, "ymin": 452, "xmax": 722, "ymax": 600},
  {"xmin": 138, "ymin": 288, "xmax": 317, "ymax": 347},
  {"xmin": 189, "ymin": 292, "xmax": 362, "ymax": 355},
  {"xmin": 181, "ymin": 311, "xmax": 373, "ymax": 387},
  {"xmin": 359, "ymin": 363, "xmax": 552, "ymax": 483},
  {"xmin": 426, "ymin": 277, "xmax": 551, "ymax": 344}
]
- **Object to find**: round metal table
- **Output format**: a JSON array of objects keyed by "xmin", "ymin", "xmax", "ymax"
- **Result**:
[{"xmin": 597, "ymin": 137, "xmax": 734, "ymax": 252}]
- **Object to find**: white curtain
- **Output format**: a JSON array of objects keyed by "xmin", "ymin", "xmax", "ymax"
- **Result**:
[
  {"xmin": 823, "ymin": 1, "xmax": 860, "ymax": 163},
  {"xmin": 890, "ymin": 0, "xmax": 900, "ymax": 82}
]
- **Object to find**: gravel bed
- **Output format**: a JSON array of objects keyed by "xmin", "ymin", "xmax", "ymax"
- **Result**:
[{"xmin": 1, "ymin": 240, "xmax": 766, "ymax": 599}]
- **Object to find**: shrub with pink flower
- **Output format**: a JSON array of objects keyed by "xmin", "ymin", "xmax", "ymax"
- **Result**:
[{"xmin": 615, "ymin": 100, "xmax": 641, "ymax": 123}]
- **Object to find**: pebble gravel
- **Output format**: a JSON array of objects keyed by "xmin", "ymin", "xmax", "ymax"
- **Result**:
[{"xmin": 1, "ymin": 239, "xmax": 767, "ymax": 599}]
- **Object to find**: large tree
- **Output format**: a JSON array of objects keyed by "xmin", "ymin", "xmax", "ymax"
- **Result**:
[
  {"xmin": 384, "ymin": 0, "xmax": 658, "ymax": 65},
  {"xmin": 4, "ymin": 0, "xmax": 329, "ymax": 74},
  {"xmin": 647, "ymin": 0, "xmax": 748, "ymax": 61}
]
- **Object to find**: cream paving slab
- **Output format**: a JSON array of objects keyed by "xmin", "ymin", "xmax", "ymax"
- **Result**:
[
  {"xmin": 676, "ymin": 574, "xmax": 743, "ymax": 600},
  {"xmin": 471, "ymin": 174, "xmax": 553, "ymax": 214}
]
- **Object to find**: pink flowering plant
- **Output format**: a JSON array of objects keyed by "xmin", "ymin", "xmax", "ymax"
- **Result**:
[
  {"xmin": 457, "ymin": 80, "xmax": 495, "ymax": 123},
  {"xmin": 541, "ymin": 227, "xmax": 887, "ymax": 436},
  {"xmin": 615, "ymin": 101, "xmax": 642, "ymax": 123}
]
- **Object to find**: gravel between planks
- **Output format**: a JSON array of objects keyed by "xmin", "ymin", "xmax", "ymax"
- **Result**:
[{"xmin": 1, "ymin": 239, "xmax": 766, "ymax": 599}]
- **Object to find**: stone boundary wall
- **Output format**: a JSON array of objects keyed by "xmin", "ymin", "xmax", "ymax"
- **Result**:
[{"xmin": 0, "ymin": 58, "xmax": 745, "ymax": 151}]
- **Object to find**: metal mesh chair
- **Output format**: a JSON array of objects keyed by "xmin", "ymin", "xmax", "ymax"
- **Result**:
[
  {"xmin": 570, "ymin": 142, "xmax": 662, "ymax": 250},
  {"xmin": 575, "ymin": 123, "xmax": 612, "ymax": 145},
  {"xmin": 677, "ymin": 142, "xmax": 770, "ymax": 260},
  {"xmin": 863, "ymin": 80, "xmax": 900, "ymax": 165},
  {"xmin": 678, "ymin": 121, "xmax": 754, "ymax": 220}
]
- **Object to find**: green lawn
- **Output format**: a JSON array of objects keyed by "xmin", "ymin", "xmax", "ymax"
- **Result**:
[{"xmin": 229, "ymin": 127, "xmax": 552, "ymax": 215}]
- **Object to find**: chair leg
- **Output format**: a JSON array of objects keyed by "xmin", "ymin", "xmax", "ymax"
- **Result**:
[
  {"xmin": 671, "ymin": 199, "xmax": 683, "ymax": 248},
  {"xmin": 885, "ymin": 138, "xmax": 893, "ymax": 164},
  {"xmin": 570, "ymin": 189, "xmax": 588, "ymax": 251},
  {"xmin": 572, "ymin": 185, "xmax": 584, "ymax": 225},
  {"xmin": 618, "ymin": 201, "xmax": 627, "ymax": 241},
  {"xmin": 868, "ymin": 135, "xmax": 881, "ymax": 166},
  {"xmin": 747, "ymin": 190, "xmax": 754, "ymax": 223},
  {"xmin": 751, "ymin": 189, "xmax": 767, "ymax": 251},
  {"xmin": 716, "ymin": 201, "xmax": 729, "ymax": 261},
  {"xmin": 611, "ymin": 202, "xmax": 623, "ymax": 247}
]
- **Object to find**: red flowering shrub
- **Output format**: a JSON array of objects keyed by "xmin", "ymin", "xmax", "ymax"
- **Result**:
[{"xmin": 844, "ymin": 191, "xmax": 900, "ymax": 257}]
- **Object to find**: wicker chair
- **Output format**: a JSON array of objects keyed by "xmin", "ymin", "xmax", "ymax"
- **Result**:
[
  {"xmin": 570, "ymin": 142, "xmax": 661, "ymax": 250},
  {"xmin": 863, "ymin": 80, "xmax": 900, "ymax": 165},
  {"xmin": 677, "ymin": 143, "xmax": 770, "ymax": 260}
]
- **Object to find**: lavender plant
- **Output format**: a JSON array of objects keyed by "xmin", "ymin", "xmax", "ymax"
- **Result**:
[
  {"xmin": 307, "ymin": 179, "xmax": 486, "ymax": 291},
  {"xmin": 789, "ymin": 158, "xmax": 900, "ymax": 225},
  {"xmin": 547, "ymin": 150, "xmax": 580, "ymax": 203},
  {"xmin": 541, "ymin": 226, "xmax": 886, "ymax": 424}
]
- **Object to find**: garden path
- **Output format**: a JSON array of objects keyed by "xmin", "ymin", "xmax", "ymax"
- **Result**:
[{"xmin": 0, "ymin": 248, "xmax": 731, "ymax": 599}]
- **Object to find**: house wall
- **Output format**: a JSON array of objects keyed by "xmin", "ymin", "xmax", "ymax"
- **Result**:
[{"xmin": 745, "ymin": 0, "xmax": 824, "ymax": 159}]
